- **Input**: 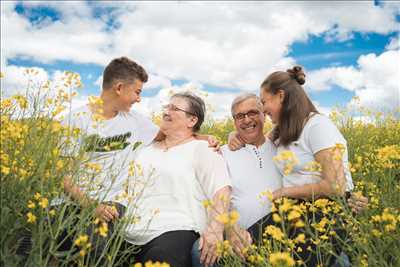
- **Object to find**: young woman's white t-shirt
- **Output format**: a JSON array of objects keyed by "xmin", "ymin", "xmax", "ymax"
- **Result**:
[{"xmin": 274, "ymin": 114, "xmax": 354, "ymax": 191}]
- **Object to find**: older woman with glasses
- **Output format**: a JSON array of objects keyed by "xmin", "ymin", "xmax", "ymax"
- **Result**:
[{"xmin": 123, "ymin": 92, "xmax": 232, "ymax": 267}]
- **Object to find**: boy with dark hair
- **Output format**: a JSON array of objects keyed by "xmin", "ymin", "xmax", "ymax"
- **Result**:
[{"xmin": 17, "ymin": 57, "xmax": 160, "ymax": 265}]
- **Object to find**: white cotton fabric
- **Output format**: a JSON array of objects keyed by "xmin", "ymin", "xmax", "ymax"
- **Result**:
[
  {"xmin": 275, "ymin": 113, "xmax": 354, "ymax": 191},
  {"xmin": 52, "ymin": 104, "xmax": 159, "ymax": 206},
  {"xmin": 221, "ymin": 140, "xmax": 282, "ymax": 229},
  {"xmin": 124, "ymin": 140, "xmax": 231, "ymax": 245}
]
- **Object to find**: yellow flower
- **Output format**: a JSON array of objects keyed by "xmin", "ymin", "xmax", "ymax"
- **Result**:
[
  {"xmin": 279, "ymin": 198, "xmax": 293, "ymax": 213},
  {"xmin": 27, "ymin": 200, "xmax": 36, "ymax": 209},
  {"xmin": 216, "ymin": 240, "xmax": 233, "ymax": 257},
  {"xmin": 34, "ymin": 192, "xmax": 41, "ymax": 200},
  {"xmin": 264, "ymin": 225, "xmax": 284, "ymax": 241},
  {"xmin": 38, "ymin": 198, "xmax": 49, "ymax": 209},
  {"xmin": 49, "ymin": 209, "xmax": 56, "ymax": 216},
  {"xmin": 216, "ymin": 214, "xmax": 229, "ymax": 225},
  {"xmin": 294, "ymin": 233, "xmax": 305, "ymax": 244},
  {"xmin": 287, "ymin": 210, "xmax": 301, "ymax": 221},
  {"xmin": 202, "ymin": 199, "xmax": 214, "ymax": 209},
  {"xmin": 96, "ymin": 222, "xmax": 109, "ymax": 237},
  {"xmin": 260, "ymin": 190, "xmax": 274, "ymax": 201},
  {"xmin": 1, "ymin": 166, "xmax": 10, "ymax": 175},
  {"xmin": 269, "ymin": 252, "xmax": 295, "ymax": 267},
  {"xmin": 272, "ymin": 213, "xmax": 282, "ymax": 223},
  {"xmin": 140, "ymin": 261, "xmax": 171, "ymax": 267},
  {"xmin": 27, "ymin": 212, "xmax": 37, "ymax": 224},
  {"xmin": 216, "ymin": 210, "xmax": 239, "ymax": 226},
  {"xmin": 294, "ymin": 220, "xmax": 305, "ymax": 228},
  {"xmin": 74, "ymin": 234, "xmax": 89, "ymax": 246}
]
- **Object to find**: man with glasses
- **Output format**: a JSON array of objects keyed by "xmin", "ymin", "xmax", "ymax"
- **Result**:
[{"xmin": 192, "ymin": 93, "xmax": 282, "ymax": 266}]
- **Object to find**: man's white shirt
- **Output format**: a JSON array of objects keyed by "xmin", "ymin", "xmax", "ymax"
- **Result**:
[{"xmin": 221, "ymin": 140, "xmax": 282, "ymax": 229}]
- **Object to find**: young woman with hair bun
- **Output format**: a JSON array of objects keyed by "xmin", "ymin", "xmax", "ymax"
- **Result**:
[
  {"xmin": 261, "ymin": 66, "xmax": 353, "ymax": 266},
  {"xmin": 260, "ymin": 66, "xmax": 354, "ymax": 200},
  {"xmin": 228, "ymin": 66, "xmax": 367, "ymax": 266}
]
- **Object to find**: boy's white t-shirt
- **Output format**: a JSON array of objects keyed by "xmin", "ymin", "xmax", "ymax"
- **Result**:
[
  {"xmin": 55, "ymin": 104, "xmax": 159, "ymax": 206},
  {"xmin": 275, "ymin": 114, "xmax": 354, "ymax": 191},
  {"xmin": 124, "ymin": 140, "xmax": 232, "ymax": 245}
]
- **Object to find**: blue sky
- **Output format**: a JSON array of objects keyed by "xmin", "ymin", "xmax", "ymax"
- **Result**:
[{"xmin": 2, "ymin": 1, "xmax": 399, "ymax": 118}]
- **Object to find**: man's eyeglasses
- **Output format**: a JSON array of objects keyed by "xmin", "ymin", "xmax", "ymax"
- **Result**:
[
  {"xmin": 162, "ymin": 104, "xmax": 195, "ymax": 116},
  {"xmin": 233, "ymin": 109, "xmax": 260, "ymax": 121}
]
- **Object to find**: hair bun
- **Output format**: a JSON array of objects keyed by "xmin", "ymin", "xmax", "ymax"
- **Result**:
[{"xmin": 287, "ymin": 66, "xmax": 306, "ymax": 85}]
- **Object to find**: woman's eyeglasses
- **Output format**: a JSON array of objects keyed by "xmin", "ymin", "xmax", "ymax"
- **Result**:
[{"xmin": 162, "ymin": 104, "xmax": 195, "ymax": 116}]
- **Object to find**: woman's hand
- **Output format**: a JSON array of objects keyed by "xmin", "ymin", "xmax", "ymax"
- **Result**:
[
  {"xmin": 95, "ymin": 204, "xmax": 119, "ymax": 222},
  {"xmin": 199, "ymin": 226, "xmax": 223, "ymax": 267},
  {"xmin": 228, "ymin": 132, "xmax": 245, "ymax": 151}
]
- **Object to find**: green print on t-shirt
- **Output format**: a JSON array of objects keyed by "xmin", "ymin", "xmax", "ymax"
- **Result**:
[{"xmin": 84, "ymin": 132, "xmax": 132, "ymax": 152}]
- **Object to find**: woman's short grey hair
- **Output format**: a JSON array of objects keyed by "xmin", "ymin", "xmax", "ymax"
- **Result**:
[
  {"xmin": 171, "ymin": 92, "xmax": 206, "ymax": 132},
  {"xmin": 231, "ymin": 93, "xmax": 263, "ymax": 117}
]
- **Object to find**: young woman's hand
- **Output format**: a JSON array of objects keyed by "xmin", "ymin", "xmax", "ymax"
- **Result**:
[{"xmin": 228, "ymin": 132, "xmax": 245, "ymax": 151}]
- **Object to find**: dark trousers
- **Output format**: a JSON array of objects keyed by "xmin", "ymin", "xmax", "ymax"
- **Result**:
[
  {"xmin": 16, "ymin": 202, "xmax": 126, "ymax": 265},
  {"xmin": 123, "ymin": 230, "xmax": 199, "ymax": 267}
]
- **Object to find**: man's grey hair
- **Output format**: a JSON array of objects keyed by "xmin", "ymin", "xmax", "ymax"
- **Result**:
[
  {"xmin": 171, "ymin": 92, "xmax": 206, "ymax": 132},
  {"xmin": 231, "ymin": 93, "xmax": 263, "ymax": 117}
]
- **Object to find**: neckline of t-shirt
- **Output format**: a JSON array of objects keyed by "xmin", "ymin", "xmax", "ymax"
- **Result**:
[
  {"xmin": 152, "ymin": 138, "xmax": 199, "ymax": 152},
  {"xmin": 84, "ymin": 104, "xmax": 127, "ymax": 122},
  {"xmin": 244, "ymin": 142, "xmax": 267, "ymax": 153}
]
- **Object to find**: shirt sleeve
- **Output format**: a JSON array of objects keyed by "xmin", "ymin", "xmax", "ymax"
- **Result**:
[
  {"xmin": 194, "ymin": 142, "xmax": 232, "ymax": 199},
  {"xmin": 133, "ymin": 112, "xmax": 159, "ymax": 146},
  {"xmin": 305, "ymin": 115, "xmax": 347, "ymax": 155}
]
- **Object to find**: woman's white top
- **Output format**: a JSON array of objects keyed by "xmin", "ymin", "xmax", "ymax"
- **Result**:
[
  {"xmin": 275, "ymin": 114, "xmax": 354, "ymax": 191},
  {"xmin": 124, "ymin": 140, "xmax": 231, "ymax": 245}
]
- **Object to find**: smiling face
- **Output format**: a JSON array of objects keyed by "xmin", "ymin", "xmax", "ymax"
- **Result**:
[
  {"xmin": 160, "ymin": 96, "xmax": 197, "ymax": 135},
  {"xmin": 260, "ymin": 88, "xmax": 283, "ymax": 124},
  {"xmin": 233, "ymin": 97, "xmax": 265, "ymax": 145},
  {"xmin": 115, "ymin": 79, "xmax": 143, "ymax": 112}
]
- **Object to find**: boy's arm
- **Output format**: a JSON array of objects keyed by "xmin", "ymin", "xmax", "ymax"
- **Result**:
[
  {"xmin": 194, "ymin": 133, "xmax": 220, "ymax": 151},
  {"xmin": 63, "ymin": 176, "xmax": 119, "ymax": 222}
]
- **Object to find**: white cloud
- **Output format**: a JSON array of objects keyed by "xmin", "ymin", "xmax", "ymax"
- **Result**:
[
  {"xmin": 1, "ymin": 65, "xmax": 49, "ymax": 96},
  {"xmin": 306, "ymin": 49, "xmax": 400, "ymax": 112},
  {"xmin": 144, "ymin": 74, "xmax": 172, "ymax": 90},
  {"xmin": 2, "ymin": 1, "xmax": 399, "ymax": 93},
  {"xmin": 1, "ymin": 1, "xmax": 399, "ymax": 118},
  {"xmin": 306, "ymin": 66, "xmax": 364, "ymax": 92}
]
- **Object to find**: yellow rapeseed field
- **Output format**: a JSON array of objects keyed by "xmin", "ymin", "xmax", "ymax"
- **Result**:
[{"xmin": 1, "ymin": 71, "xmax": 399, "ymax": 266}]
